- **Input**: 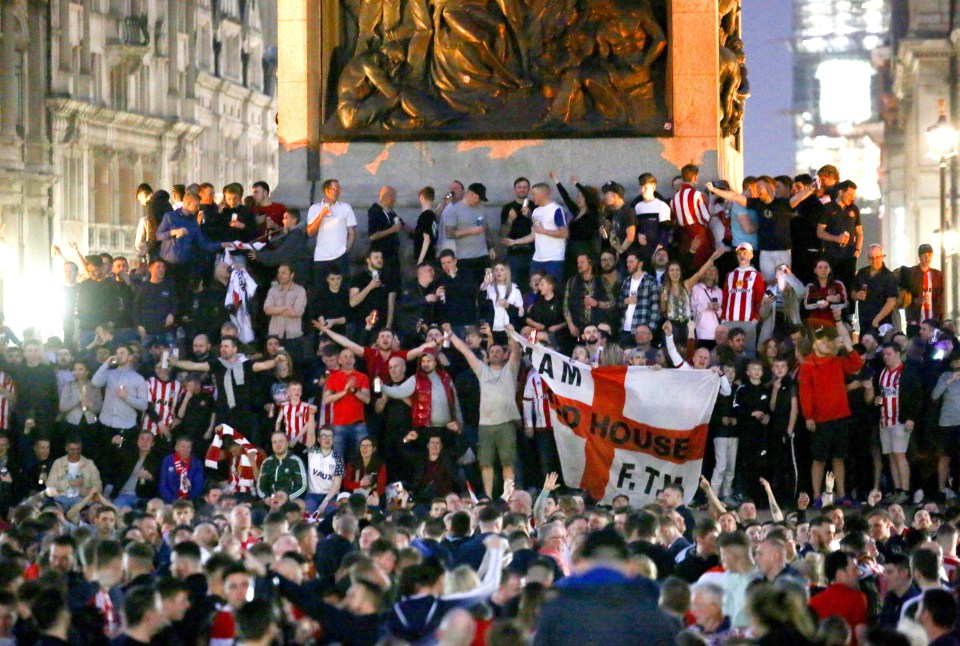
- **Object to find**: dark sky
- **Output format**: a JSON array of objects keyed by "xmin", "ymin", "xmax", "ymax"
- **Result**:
[{"xmin": 741, "ymin": 0, "xmax": 795, "ymax": 176}]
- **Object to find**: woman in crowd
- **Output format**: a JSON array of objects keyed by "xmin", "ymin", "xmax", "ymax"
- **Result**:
[
  {"xmin": 690, "ymin": 261, "xmax": 724, "ymax": 350},
  {"xmin": 804, "ymin": 259, "xmax": 847, "ymax": 328},
  {"xmin": 552, "ymin": 172, "xmax": 601, "ymax": 280},
  {"xmin": 343, "ymin": 437, "xmax": 387, "ymax": 496},
  {"xmin": 480, "ymin": 262, "xmax": 524, "ymax": 341},
  {"xmin": 660, "ymin": 249, "xmax": 724, "ymax": 348}
]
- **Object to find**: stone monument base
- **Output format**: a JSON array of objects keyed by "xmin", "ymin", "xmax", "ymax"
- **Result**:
[{"xmin": 275, "ymin": 136, "xmax": 741, "ymax": 215}]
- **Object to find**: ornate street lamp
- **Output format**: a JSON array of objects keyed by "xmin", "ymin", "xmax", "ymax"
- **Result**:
[{"xmin": 926, "ymin": 99, "xmax": 958, "ymax": 271}]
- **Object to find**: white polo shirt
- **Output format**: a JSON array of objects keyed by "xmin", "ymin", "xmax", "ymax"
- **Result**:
[{"xmin": 307, "ymin": 200, "xmax": 357, "ymax": 261}]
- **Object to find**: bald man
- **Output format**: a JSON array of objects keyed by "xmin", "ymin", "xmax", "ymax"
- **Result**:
[{"xmin": 368, "ymin": 185, "xmax": 404, "ymax": 290}]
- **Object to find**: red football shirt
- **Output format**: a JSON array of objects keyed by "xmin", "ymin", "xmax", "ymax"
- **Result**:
[
  {"xmin": 325, "ymin": 369, "xmax": 369, "ymax": 425},
  {"xmin": 809, "ymin": 583, "xmax": 867, "ymax": 645},
  {"xmin": 363, "ymin": 347, "xmax": 408, "ymax": 382}
]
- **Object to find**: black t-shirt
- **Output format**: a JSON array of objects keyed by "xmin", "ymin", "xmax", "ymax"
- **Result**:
[
  {"xmin": 500, "ymin": 201, "xmax": 534, "ymax": 255},
  {"xmin": 527, "ymin": 294, "xmax": 565, "ymax": 328},
  {"xmin": 820, "ymin": 201, "xmax": 861, "ymax": 259},
  {"xmin": 310, "ymin": 285, "xmax": 351, "ymax": 335},
  {"xmin": 368, "ymin": 203, "xmax": 399, "ymax": 256},
  {"xmin": 77, "ymin": 277, "xmax": 122, "ymax": 331},
  {"xmin": 747, "ymin": 197, "xmax": 794, "ymax": 251},
  {"xmin": 610, "ymin": 204, "xmax": 637, "ymax": 244},
  {"xmin": 854, "ymin": 265, "xmax": 899, "ymax": 329},
  {"xmin": 793, "ymin": 194, "xmax": 826, "ymax": 251},
  {"xmin": 350, "ymin": 269, "xmax": 392, "ymax": 325},
  {"xmin": 414, "ymin": 209, "xmax": 438, "ymax": 262}
]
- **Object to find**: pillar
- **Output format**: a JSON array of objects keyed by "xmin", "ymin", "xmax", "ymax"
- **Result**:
[
  {"xmin": 276, "ymin": 0, "xmax": 320, "ymax": 149},
  {"xmin": 0, "ymin": 5, "xmax": 21, "ymax": 140}
]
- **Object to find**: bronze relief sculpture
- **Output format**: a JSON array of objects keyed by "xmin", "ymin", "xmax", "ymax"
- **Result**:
[
  {"xmin": 718, "ymin": 0, "xmax": 749, "ymax": 140},
  {"xmin": 324, "ymin": 0, "xmax": 672, "ymax": 140}
]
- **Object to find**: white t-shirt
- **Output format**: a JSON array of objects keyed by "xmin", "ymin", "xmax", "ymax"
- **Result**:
[
  {"xmin": 532, "ymin": 201, "xmax": 567, "ymax": 262},
  {"xmin": 622, "ymin": 276, "xmax": 642, "ymax": 332},
  {"xmin": 484, "ymin": 283, "xmax": 524, "ymax": 331},
  {"xmin": 307, "ymin": 201, "xmax": 357, "ymax": 261},
  {"xmin": 306, "ymin": 448, "xmax": 344, "ymax": 494}
]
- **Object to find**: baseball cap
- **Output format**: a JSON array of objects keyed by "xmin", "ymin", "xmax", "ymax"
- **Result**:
[
  {"xmin": 919, "ymin": 243, "xmax": 934, "ymax": 256},
  {"xmin": 335, "ymin": 492, "xmax": 351, "ymax": 503},
  {"xmin": 736, "ymin": 242, "xmax": 753, "ymax": 253},
  {"xmin": 467, "ymin": 183, "xmax": 488, "ymax": 202},
  {"xmin": 601, "ymin": 181, "xmax": 625, "ymax": 197}
]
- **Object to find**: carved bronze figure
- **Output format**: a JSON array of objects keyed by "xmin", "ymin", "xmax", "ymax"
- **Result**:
[
  {"xmin": 322, "ymin": 0, "xmax": 674, "ymax": 140},
  {"xmin": 718, "ymin": 0, "xmax": 749, "ymax": 140}
]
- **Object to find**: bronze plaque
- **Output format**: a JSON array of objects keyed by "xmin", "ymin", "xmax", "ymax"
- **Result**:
[{"xmin": 321, "ymin": 0, "xmax": 672, "ymax": 141}]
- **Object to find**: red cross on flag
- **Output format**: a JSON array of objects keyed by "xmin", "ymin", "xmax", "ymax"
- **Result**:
[{"xmin": 513, "ymin": 333, "xmax": 718, "ymax": 506}]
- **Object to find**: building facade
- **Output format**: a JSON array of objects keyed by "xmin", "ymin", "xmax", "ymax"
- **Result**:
[
  {"xmin": 792, "ymin": 0, "xmax": 889, "ymax": 248},
  {"xmin": 0, "ymin": 0, "xmax": 277, "ymax": 334},
  {"xmin": 881, "ymin": 0, "xmax": 959, "ymax": 314}
]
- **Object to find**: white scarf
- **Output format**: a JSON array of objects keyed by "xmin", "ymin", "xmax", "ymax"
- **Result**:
[{"xmin": 225, "ymin": 258, "xmax": 258, "ymax": 343}]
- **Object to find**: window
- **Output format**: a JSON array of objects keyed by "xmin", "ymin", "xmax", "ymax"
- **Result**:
[
  {"xmin": 109, "ymin": 64, "xmax": 127, "ymax": 110},
  {"xmin": 13, "ymin": 50, "xmax": 26, "ymax": 137}
]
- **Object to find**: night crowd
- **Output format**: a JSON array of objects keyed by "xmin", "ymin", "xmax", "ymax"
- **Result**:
[{"xmin": 0, "ymin": 165, "xmax": 955, "ymax": 645}]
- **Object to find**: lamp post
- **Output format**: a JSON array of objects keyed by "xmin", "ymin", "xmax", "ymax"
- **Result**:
[{"xmin": 926, "ymin": 100, "xmax": 959, "ymax": 281}]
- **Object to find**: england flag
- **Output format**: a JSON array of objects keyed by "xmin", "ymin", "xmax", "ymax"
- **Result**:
[{"xmin": 513, "ymin": 333, "xmax": 719, "ymax": 506}]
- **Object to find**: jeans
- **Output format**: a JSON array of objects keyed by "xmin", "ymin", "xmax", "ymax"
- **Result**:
[
  {"xmin": 507, "ymin": 252, "xmax": 533, "ymax": 292},
  {"xmin": 55, "ymin": 495, "xmax": 84, "ymax": 509},
  {"xmin": 332, "ymin": 422, "xmax": 368, "ymax": 462},
  {"xmin": 314, "ymin": 254, "xmax": 352, "ymax": 285},
  {"xmin": 530, "ymin": 260, "xmax": 564, "ymax": 284},
  {"xmin": 759, "ymin": 250, "xmax": 792, "ymax": 283},
  {"xmin": 112, "ymin": 492, "xmax": 140, "ymax": 509},
  {"xmin": 304, "ymin": 492, "xmax": 336, "ymax": 515}
]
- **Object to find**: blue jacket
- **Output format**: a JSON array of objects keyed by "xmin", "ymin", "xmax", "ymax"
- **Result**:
[
  {"xmin": 156, "ymin": 209, "xmax": 220, "ymax": 264},
  {"xmin": 158, "ymin": 453, "xmax": 204, "ymax": 502},
  {"xmin": 534, "ymin": 568, "xmax": 681, "ymax": 646}
]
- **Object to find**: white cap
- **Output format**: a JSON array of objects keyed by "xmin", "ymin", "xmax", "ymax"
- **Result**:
[{"xmin": 736, "ymin": 242, "xmax": 754, "ymax": 253}]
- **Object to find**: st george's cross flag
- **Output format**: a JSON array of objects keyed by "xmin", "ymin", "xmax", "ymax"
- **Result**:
[{"xmin": 512, "ymin": 332, "xmax": 719, "ymax": 506}]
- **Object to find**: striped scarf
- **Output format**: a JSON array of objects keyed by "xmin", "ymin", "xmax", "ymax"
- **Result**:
[{"xmin": 205, "ymin": 424, "xmax": 260, "ymax": 494}]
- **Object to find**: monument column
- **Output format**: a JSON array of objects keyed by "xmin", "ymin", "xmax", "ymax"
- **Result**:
[{"xmin": 274, "ymin": 0, "xmax": 321, "ymax": 206}]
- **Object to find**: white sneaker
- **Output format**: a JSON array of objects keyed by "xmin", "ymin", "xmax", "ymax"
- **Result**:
[
  {"xmin": 913, "ymin": 489, "xmax": 925, "ymax": 505},
  {"xmin": 943, "ymin": 487, "xmax": 957, "ymax": 500}
]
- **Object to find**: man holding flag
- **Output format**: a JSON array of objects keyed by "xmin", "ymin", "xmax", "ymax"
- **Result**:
[{"xmin": 510, "ymin": 329, "xmax": 720, "ymax": 507}]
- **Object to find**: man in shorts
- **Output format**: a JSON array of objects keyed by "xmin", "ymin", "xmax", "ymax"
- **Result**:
[
  {"xmin": 798, "ymin": 323, "xmax": 863, "ymax": 505},
  {"xmin": 446, "ymin": 324, "xmax": 522, "ymax": 498},
  {"xmin": 875, "ymin": 344, "xmax": 919, "ymax": 503}
]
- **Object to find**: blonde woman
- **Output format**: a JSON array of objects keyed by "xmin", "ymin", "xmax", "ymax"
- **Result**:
[
  {"xmin": 660, "ymin": 248, "xmax": 724, "ymax": 348},
  {"xmin": 481, "ymin": 262, "xmax": 524, "ymax": 338}
]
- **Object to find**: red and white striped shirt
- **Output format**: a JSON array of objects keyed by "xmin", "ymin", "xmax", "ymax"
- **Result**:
[
  {"xmin": 670, "ymin": 183, "xmax": 711, "ymax": 227},
  {"xmin": 522, "ymin": 371, "xmax": 552, "ymax": 430},
  {"xmin": 723, "ymin": 266, "xmax": 765, "ymax": 322},
  {"xmin": 279, "ymin": 401, "xmax": 313, "ymax": 446},
  {"xmin": 878, "ymin": 364, "xmax": 904, "ymax": 428},
  {"xmin": 142, "ymin": 377, "xmax": 181, "ymax": 433},
  {"xmin": 0, "ymin": 372, "xmax": 14, "ymax": 430},
  {"xmin": 922, "ymin": 269, "xmax": 934, "ymax": 320}
]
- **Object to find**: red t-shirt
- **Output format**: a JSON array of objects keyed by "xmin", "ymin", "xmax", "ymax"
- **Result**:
[
  {"xmin": 325, "ymin": 369, "xmax": 369, "ymax": 425},
  {"xmin": 809, "ymin": 583, "xmax": 867, "ymax": 645},
  {"xmin": 362, "ymin": 347, "xmax": 408, "ymax": 382}
]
